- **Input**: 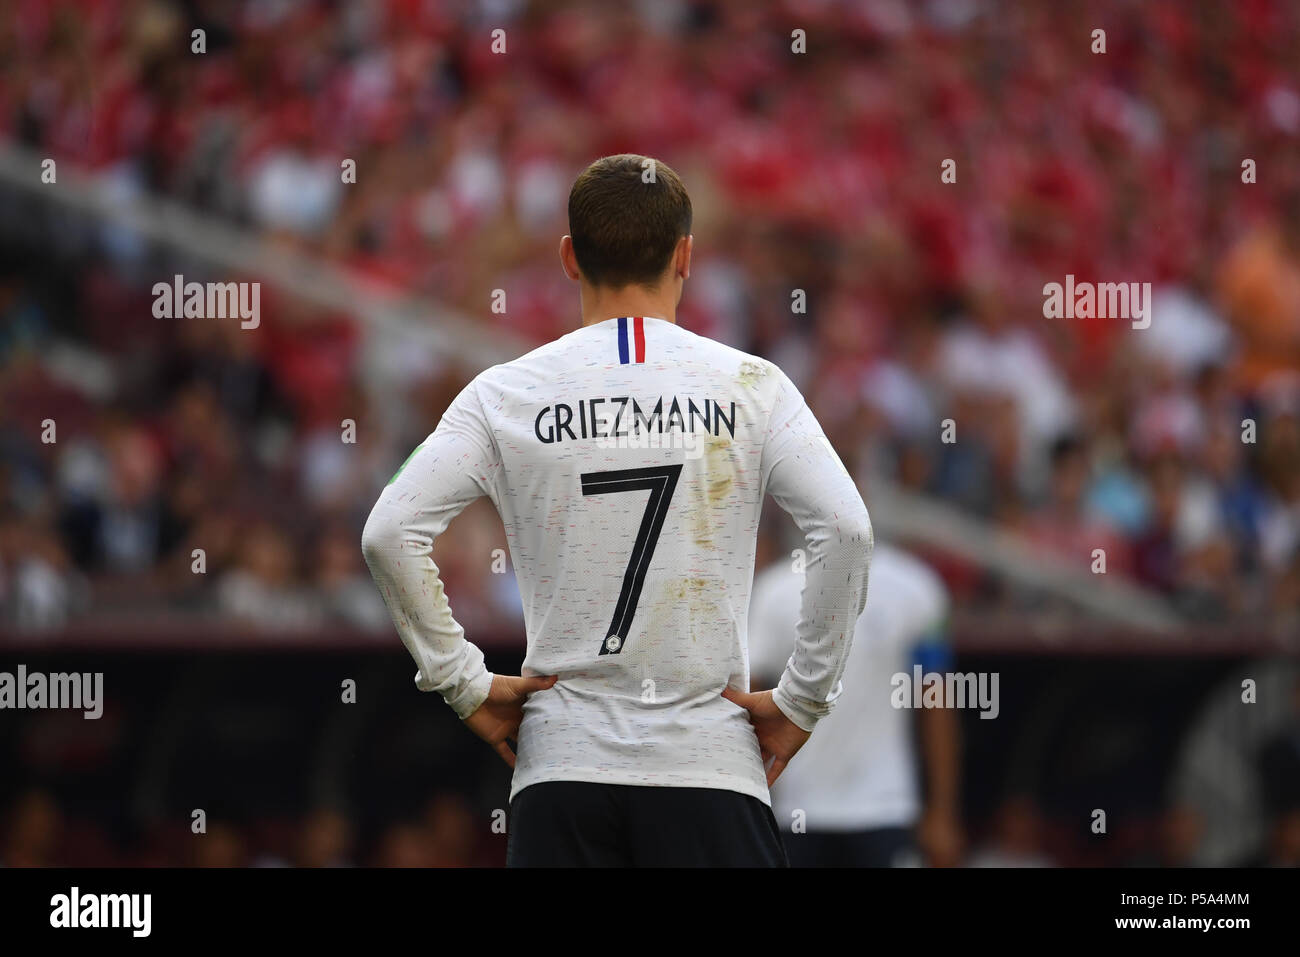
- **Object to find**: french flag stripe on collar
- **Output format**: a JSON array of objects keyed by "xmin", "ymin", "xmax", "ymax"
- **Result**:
[{"xmin": 617, "ymin": 317, "xmax": 646, "ymax": 364}]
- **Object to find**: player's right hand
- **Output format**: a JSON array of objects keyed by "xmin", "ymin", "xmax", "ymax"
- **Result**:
[
  {"xmin": 464, "ymin": 674, "xmax": 558, "ymax": 768},
  {"xmin": 721, "ymin": 686, "xmax": 811, "ymax": 787}
]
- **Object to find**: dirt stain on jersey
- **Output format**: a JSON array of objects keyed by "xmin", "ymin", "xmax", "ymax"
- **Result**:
[
  {"xmin": 660, "ymin": 577, "xmax": 713, "ymax": 644},
  {"xmin": 662, "ymin": 576, "xmax": 712, "ymax": 605},
  {"xmin": 639, "ymin": 575, "xmax": 734, "ymax": 686},
  {"xmin": 692, "ymin": 436, "xmax": 735, "ymax": 549}
]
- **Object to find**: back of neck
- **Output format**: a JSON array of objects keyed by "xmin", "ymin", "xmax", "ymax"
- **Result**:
[{"xmin": 580, "ymin": 287, "xmax": 677, "ymax": 327}]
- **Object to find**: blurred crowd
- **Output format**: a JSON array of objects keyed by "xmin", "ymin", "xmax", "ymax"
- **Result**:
[
  {"xmin": 0, "ymin": 788, "xmax": 507, "ymax": 867},
  {"xmin": 2, "ymin": 0, "xmax": 1300, "ymax": 632}
]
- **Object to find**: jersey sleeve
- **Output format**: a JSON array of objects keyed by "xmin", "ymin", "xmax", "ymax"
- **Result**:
[
  {"xmin": 361, "ymin": 379, "xmax": 501, "ymax": 718},
  {"xmin": 758, "ymin": 370, "xmax": 873, "ymax": 732}
]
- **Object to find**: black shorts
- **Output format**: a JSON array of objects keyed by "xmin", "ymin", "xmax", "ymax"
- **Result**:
[{"xmin": 506, "ymin": 781, "xmax": 788, "ymax": 867}]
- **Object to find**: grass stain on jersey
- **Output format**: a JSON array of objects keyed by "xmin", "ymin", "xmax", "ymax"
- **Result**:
[{"xmin": 387, "ymin": 443, "xmax": 425, "ymax": 484}]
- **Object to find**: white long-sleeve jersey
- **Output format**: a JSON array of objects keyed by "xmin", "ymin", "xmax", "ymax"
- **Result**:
[{"xmin": 362, "ymin": 315, "xmax": 872, "ymax": 804}]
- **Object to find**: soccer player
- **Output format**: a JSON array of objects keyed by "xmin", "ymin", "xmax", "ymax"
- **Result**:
[
  {"xmin": 749, "ymin": 541, "xmax": 963, "ymax": 867},
  {"xmin": 361, "ymin": 154, "xmax": 872, "ymax": 867}
]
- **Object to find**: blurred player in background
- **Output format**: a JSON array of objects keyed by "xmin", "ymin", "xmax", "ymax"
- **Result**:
[
  {"xmin": 749, "ymin": 541, "xmax": 963, "ymax": 867},
  {"xmin": 362, "ymin": 155, "xmax": 872, "ymax": 867}
]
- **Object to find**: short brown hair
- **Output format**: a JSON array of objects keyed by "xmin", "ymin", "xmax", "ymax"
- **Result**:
[{"xmin": 567, "ymin": 154, "xmax": 692, "ymax": 288}]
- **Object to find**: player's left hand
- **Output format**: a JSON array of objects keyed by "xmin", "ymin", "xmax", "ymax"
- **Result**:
[
  {"xmin": 721, "ymin": 686, "xmax": 811, "ymax": 787},
  {"xmin": 464, "ymin": 674, "xmax": 558, "ymax": 768}
]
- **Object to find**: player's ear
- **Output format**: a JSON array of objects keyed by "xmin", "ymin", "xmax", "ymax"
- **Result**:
[
  {"xmin": 676, "ymin": 234, "xmax": 693, "ymax": 281},
  {"xmin": 559, "ymin": 235, "xmax": 581, "ymax": 281}
]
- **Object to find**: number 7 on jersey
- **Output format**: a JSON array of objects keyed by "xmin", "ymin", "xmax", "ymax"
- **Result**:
[{"xmin": 580, "ymin": 464, "xmax": 683, "ymax": 656}]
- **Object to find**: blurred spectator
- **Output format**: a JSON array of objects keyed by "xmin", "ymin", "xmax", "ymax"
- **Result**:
[
  {"xmin": 371, "ymin": 821, "xmax": 433, "ymax": 868},
  {"xmin": 1258, "ymin": 810, "xmax": 1300, "ymax": 867},
  {"xmin": 190, "ymin": 821, "xmax": 250, "ymax": 868},
  {"xmin": 0, "ymin": 515, "xmax": 84, "ymax": 628},
  {"xmin": 968, "ymin": 795, "xmax": 1057, "ymax": 868},
  {"xmin": 1022, "ymin": 434, "xmax": 1130, "ymax": 575},
  {"xmin": 0, "ymin": 789, "xmax": 63, "ymax": 867},
  {"xmin": 292, "ymin": 807, "xmax": 354, "ymax": 868},
  {"xmin": 423, "ymin": 792, "xmax": 482, "ymax": 868},
  {"xmin": 217, "ymin": 522, "xmax": 321, "ymax": 629},
  {"xmin": 1156, "ymin": 804, "xmax": 1207, "ymax": 868}
]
